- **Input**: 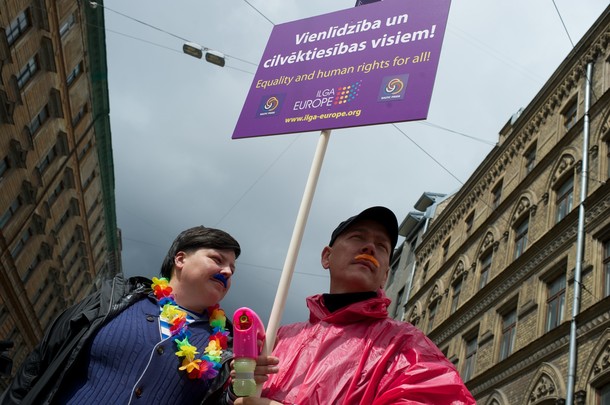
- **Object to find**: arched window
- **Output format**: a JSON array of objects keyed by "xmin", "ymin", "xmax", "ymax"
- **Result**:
[{"xmin": 514, "ymin": 217, "xmax": 529, "ymax": 259}]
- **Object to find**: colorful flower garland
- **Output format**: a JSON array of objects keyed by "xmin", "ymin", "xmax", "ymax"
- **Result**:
[{"xmin": 151, "ymin": 277, "xmax": 229, "ymax": 380}]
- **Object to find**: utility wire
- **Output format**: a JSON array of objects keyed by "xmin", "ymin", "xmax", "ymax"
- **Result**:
[
  {"xmin": 551, "ymin": 0, "xmax": 575, "ymax": 47},
  {"xmin": 392, "ymin": 123, "xmax": 466, "ymax": 186},
  {"xmin": 99, "ymin": 3, "xmax": 190, "ymax": 42},
  {"xmin": 102, "ymin": 28, "xmax": 256, "ymax": 74},
  {"xmin": 417, "ymin": 121, "xmax": 497, "ymax": 146},
  {"xmin": 448, "ymin": 26, "xmax": 545, "ymax": 84},
  {"xmin": 91, "ymin": 1, "xmax": 259, "ymax": 68},
  {"xmin": 550, "ymin": 0, "xmax": 598, "ymax": 103},
  {"xmin": 241, "ymin": 0, "xmax": 275, "ymax": 26},
  {"xmin": 105, "ymin": 28, "xmax": 182, "ymax": 54},
  {"xmin": 213, "ymin": 135, "xmax": 302, "ymax": 227}
]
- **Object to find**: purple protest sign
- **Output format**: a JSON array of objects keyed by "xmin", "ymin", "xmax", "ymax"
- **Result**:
[{"xmin": 232, "ymin": 0, "xmax": 451, "ymax": 139}]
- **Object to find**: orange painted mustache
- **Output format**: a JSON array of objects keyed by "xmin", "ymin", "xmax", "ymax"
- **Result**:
[{"xmin": 355, "ymin": 254, "xmax": 379, "ymax": 268}]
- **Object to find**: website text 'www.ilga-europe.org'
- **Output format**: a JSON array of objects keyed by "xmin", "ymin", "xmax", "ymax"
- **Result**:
[{"xmin": 284, "ymin": 109, "xmax": 362, "ymax": 123}]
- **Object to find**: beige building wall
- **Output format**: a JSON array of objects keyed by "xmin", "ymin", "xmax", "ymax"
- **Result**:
[
  {"xmin": 396, "ymin": 6, "xmax": 610, "ymax": 404},
  {"xmin": 0, "ymin": 0, "xmax": 119, "ymax": 387}
]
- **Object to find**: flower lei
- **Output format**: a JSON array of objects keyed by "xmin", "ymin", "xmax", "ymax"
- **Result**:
[{"xmin": 151, "ymin": 277, "xmax": 229, "ymax": 380}]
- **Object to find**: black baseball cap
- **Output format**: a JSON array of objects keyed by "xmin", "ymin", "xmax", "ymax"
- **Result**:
[{"xmin": 329, "ymin": 206, "xmax": 398, "ymax": 251}]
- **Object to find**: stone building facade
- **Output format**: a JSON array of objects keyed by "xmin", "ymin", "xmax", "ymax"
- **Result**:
[
  {"xmin": 389, "ymin": 6, "xmax": 610, "ymax": 404},
  {"xmin": 0, "ymin": 0, "xmax": 119, "ymax": 387}
]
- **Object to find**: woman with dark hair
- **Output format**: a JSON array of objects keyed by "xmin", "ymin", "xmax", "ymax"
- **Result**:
[{"xmin": 2, "ymin": 226, "xmax": 277, "ymax": 405}]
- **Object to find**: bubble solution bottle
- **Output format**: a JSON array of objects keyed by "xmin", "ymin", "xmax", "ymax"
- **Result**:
[{"xmin": 232, "ymin": 307, "xmax": 265, "ymax": 397}]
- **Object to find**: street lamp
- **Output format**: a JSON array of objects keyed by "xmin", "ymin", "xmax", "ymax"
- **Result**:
[{"xmin": 183, "ymin": 42, "xmax": 225, "ymax": 67}]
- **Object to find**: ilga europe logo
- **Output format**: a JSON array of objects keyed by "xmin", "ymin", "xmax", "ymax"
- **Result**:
[
  {"xmin": 293, "ymin": 81, "xmax": 361, "ymax": 111},
  {"xmin": 378, "ymin": 74, "xmax": 409, "ymax": 101},
  {"xmin": 257, "ymin": 94, "xmax": 285, "ymax": 117},
  {"xmin": 334, "ymin": 81, "xmax": 361, "ymax": 105}
]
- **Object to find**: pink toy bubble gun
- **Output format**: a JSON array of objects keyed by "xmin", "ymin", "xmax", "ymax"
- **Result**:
[{"xmin": 232, "ymin": 307, "xmax": 265, "ymax": 397}]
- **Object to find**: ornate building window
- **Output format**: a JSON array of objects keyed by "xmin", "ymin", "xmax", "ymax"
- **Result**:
[
  {"xmin": 465, "ymin": 211, "xmax": 474, "ymax": 235},
  {"xmin": 5, "ymin": 9, "xmax": 31, "ymax": 46},
  {"xmin": 563, "ymin": 98, "xmax": 578, "ymax": 132},
  {"xmin": 16, "ymin": 56, "xmax": 39, "ymax": 89},
  {"xmin": 24, "ymin": 253, "xmax": 43, "ymax": 283},
  {"xmin": 59, "ymin": 13, "xmax": 76, "ymax": 37},
  {"xmin": 393, "ymin": 287, "xmax": 404, "ymax": 319},
  {"xmin": 387, "ymin": 256, "xmax": 400, "ymax": 286},
  {"xmin": 72, "ymin": 103, "xmax": 88, "ymax": 127},
  {"xmin": 492, "ymin": 180, "xmax": 503, "ymax": 209},
  {"xmin": 11, "ymin": 225, "xmax": 34, "ymax": 259},
  {"xmin": 598, "ymin": 384, "xmax": 610, "ymax": 405},
  {"xmin": 421, "ymin": 261, "xmax": 429, "ymax": 283},
  {"xmin": 37, "ymin": 143, "xmax": 58, "ymax": 174},
  {"xmin": 442, "ymin": 238, "xmax": 450, "ymax": 262},
  {"xmin": 499, "ymin": 308, "xmax": 516, "ymax": 361},
  {"xmin": 603, "ymin": 240, "xmax": 610, "ymax": 297},
  {"xmin": 426, "ymin": 285, "xmax": 442, "ymax": 334},
  {"xmin": 450, "ymin": 279, "xmax": 462, "ymax": 314},
  {"xmin": 555, "ymin": 176, "xmax": 574, "ymax": 223},
  {"xmin": 47, "ymin": 179, "xmax": 65, "ymax": 207},
  {"xmin": 0, "ymin": 195, "xmax": 24, "ymax": 228},
  {"xmin": 479, "ymin": 251, "xmax": 492, "ymax": 290},
  {"xmin": 66, "ymin": 62, "xmax": 82, "ymax": 86},
  {"xmin": 606, "ymin": 140, "xmax": 610, "ymax": 179},
  {"xmin": 427, "ymin": 300, "xmax": 437, "ymax": 334},
  {"xmin": 29, "ymin": 104, "xmax": 49, "ymax": 136},
  {"xmin": 514, "ymin": 217, "xmax": 529, "ymax": 259},
  {"xmin": 546, "ymin": 274, "xmax": 566, "ymax": 332},
  {"xmin": 524, "ymin": 142, "xmax": 537, "ymax": 174},
  {"xmin": 463, "ymin": 334, "xmax": 478, "ymax": 381}
]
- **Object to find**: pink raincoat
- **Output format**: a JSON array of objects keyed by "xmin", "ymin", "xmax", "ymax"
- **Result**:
[{"xmin": 262, "ymin": 291, "xmax": 475, "ymax": 404}]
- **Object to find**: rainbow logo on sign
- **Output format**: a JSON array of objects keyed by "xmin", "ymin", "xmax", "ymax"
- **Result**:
[
  {"xmin": 378, "ymin": 74, "xmax": 409, "ymax": 101},
  {"xmin": 334, "ymin": 81, "xmax": 362, "ymax": 105},
  {"xmin": 257, "ymin": 94, "xmax": 285, "ymax": 117},
  {"xmin": 265, "ymin": 97, "xmax": 280, "ymax": 111},
  {"xmin": 385, "ymin": 78, "xmax": 404, "ymax": 94}
]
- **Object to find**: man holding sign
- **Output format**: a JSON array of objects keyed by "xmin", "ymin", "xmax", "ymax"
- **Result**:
[{"xmin": 235, "ymin": 207, "xmax": 474, "ymax": 404}]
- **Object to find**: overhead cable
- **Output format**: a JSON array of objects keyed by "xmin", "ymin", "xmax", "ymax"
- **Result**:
[{"xmin": 241, "ymin": 0, "xmax": 275, "ymax": 26}]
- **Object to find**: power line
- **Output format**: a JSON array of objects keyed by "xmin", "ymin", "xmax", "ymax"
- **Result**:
[
  {"xmin": 417, "ymin": 121, "xmax": 498, "ymax": 146},
  {"xmin": 392, "ymin": 123, "xmax": 466, "ymax": 186},
  {"xmin": 91, "ymin": 1, "xmax": 260, "ymax": 68},
  {"xmin": 97, "ymin": 2, "xmax": 190, "ymax": 42},
  {"xmin": 241, "ymin": 0, "xmax": 275, "ymax": 26},
  {"xmin": 102, "ymin": 27, "xmax": 256, "ymax": 74},
  {"xmin": 448, "ymin": 26, "xmax": 546, "ymax": 84},
  {"xmin": 213, "ymin": 135, "xmax": 302, "ymax": 227},
  {"xmin": 548, "ymin": 1, "xmax": 599, "ymax": 102},
  {"xmin": 550, "ymin": 0, "xmax": 575, "ymax": 47},
  {"xmin": 105, "ymin": 28, "xmax": 183, "ymax": 54}
]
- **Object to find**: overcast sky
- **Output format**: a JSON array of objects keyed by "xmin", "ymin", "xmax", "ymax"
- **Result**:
[{"xmin": 102, "ymin": 0, "xmax": 608, "ymax": 325}]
